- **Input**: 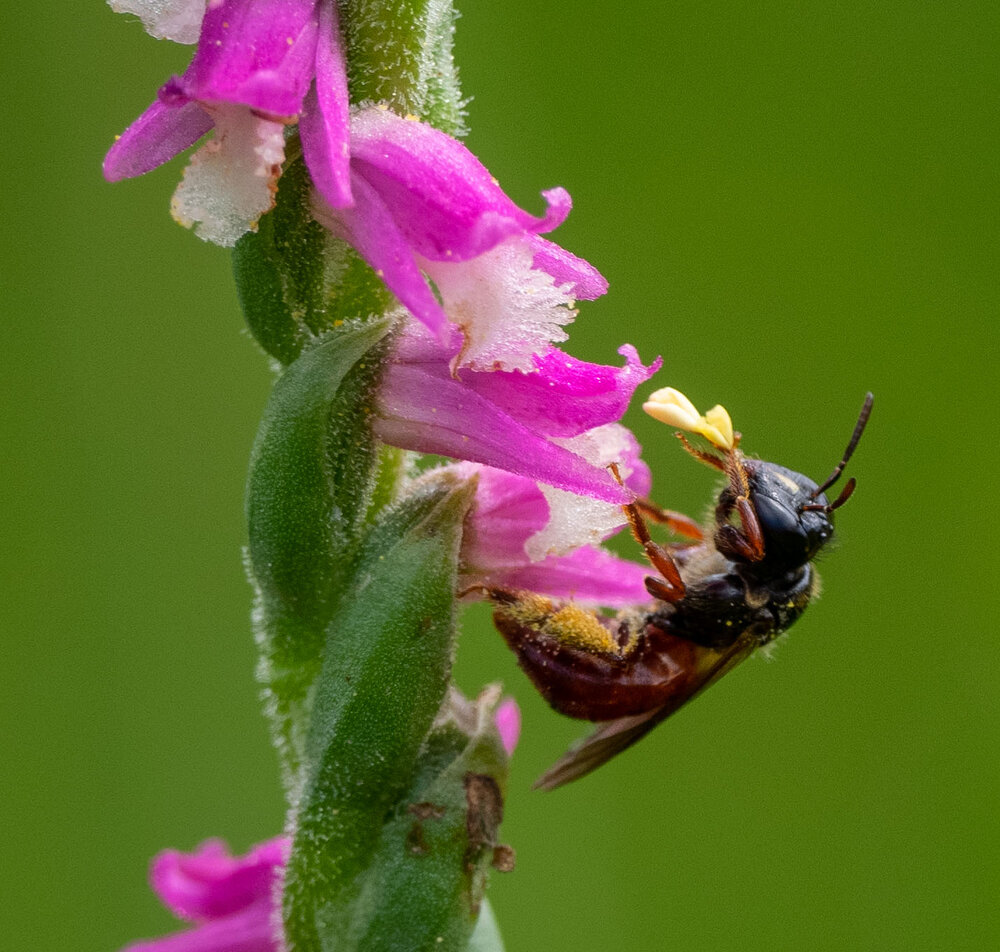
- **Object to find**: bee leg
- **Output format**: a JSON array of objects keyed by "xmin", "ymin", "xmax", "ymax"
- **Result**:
[
  {"xmin": 644, "ymin": 575, "xmax": 682, "ymax": 602},
  {"xmin": 622, "ymin": 498, "xmax": 687, "ymax": 604},
  {"xmin": 633, "ymin": 498, "xmax": 704, "ymax": 541},
  {"xmin": 715, "ymin": 495, "xmax": 765, "ymax": 562},
  {"xmin": 608, "ymin": 462, "xmax": 687, "ymax": 603}
]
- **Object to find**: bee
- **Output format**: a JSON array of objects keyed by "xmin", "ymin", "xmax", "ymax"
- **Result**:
[{"xmin": 484, "ymin": 389, "xmax": 873, "ymax": 789}]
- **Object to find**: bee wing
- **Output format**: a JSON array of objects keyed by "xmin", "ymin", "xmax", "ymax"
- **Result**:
[
  {"xmin": 533, "ymin": 708, "xmax": 668, "ymax": 790},
  {"xmin": 534, "ymin": 638, "xmax": 758, "ymax": 791}
]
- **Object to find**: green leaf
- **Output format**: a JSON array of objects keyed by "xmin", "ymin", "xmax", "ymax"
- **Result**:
[
  {"xmin": 282, "ymin": 476, "xmax": 478, "ymax": 952},
  {"xmin": 344, "ymin": 690, "xmax": 513, "ymax": 952},
  {"xmin": 245, "ymin": 318, "xmax": 395, "ymax": 789}
]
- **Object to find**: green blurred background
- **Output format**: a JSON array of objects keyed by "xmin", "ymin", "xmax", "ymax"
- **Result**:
[{"xmin": 3, "ymin": 2, "xmax": 997, "ymax": 950}]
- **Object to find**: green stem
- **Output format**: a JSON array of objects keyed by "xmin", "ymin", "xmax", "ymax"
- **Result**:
[
  {"xmin": 233, "ymin": 3, "xmax": 513, "ymax": 949},
  {"xmin": 341, "ymin": 0, "xmax": 466, "ymax": 135}
]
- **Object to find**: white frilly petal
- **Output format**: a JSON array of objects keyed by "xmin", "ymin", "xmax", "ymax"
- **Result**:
[
  {"xmin": 109, "ymin": 0, "xmax": 206, "ymax": 44},
  {"xmin": 170, "ymin": 107, "xmax": 285, "ymax": 247},
  {"xmin": 524, "ymin": 423, "xmax": 636, "ymax": 561},
  {"xmin": 420, "ymin": 238, "xmax": 576, "ymax": 373}
]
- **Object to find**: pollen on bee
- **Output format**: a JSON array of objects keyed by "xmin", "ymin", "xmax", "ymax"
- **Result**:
[
  {"xmin": 549, "ymin": 605, "xmax": 624, "ymax": 656},
  {"xmin": 643, "ymin": 386, "xmax": 735, "ymax": 451},
  {"xmin": 498, "ymin": 593, "xmax": 624, "ymax": 658}
]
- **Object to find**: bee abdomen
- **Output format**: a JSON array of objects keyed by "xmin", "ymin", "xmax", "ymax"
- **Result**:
[{"xmin": 487, "ymin": 590, "xmax": 704, "ymax": 721}]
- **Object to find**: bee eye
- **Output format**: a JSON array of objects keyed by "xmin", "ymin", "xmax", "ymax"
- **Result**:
[
  {"xmin": 746, "ymin": 475, "xmax": 835, "ymax": 575},
  {"xmin": 753, "ymin": 492, "xmax": 801, "ymax": 538}
]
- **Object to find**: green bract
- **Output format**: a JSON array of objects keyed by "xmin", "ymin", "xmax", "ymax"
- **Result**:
[
  {"xmin": 246, "ymin": 319, "xmax": 393, "ymax": 791},
  {"xmin": 283, "ymin": 485, "xmax": 502, "ymax": 951},
  {"xmin": 245, "ymin": 316, "xmax": 509, "ymax": 950}
]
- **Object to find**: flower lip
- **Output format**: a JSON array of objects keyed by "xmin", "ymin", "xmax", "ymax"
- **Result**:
[
  {"xmin": 441, "ymin": 432, "xmax": 652, "ymax": 609},
  {"xmin": 109, "ymin": 0, "xmax": 207, "ymax": 44},
  {"xmin": 105, "ymin": 0, "xmax": 354, "ymax": 238},
  {"xmin": 377, "ymin": 324, "xmax": 660, "ymax": 505}
]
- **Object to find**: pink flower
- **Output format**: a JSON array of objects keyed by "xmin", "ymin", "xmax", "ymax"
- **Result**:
[
  {"xmin": 107, "ymin": 17, "xmax": 605, "ymax": 369},
  {"xmin": 440, "ymin": 428, "xmax": 651, "ymax": 607},
  {"xmin": 122, "ymin": 837, "xmax": 288, "ymax": 952},
  {"xmin": 331, "ymin": 115, "xmax": 664, "ymax": 506},
  {"xmin": 376, "ymin": 323, "xmax": 660, "ymax": 504},
  {"xmin": 313, "ymin": 107, "xmax": 606, "ymax": 361},
  {"xmin": 494, "ymin": 698, "xmax": 521, "ymax": 756},
  {"xmin": 105, "ymin": 0, "xmax": 350, "ymax": 245}
]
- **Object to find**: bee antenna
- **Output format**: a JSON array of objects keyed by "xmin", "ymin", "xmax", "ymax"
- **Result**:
[
  {"xmin": 810, "ymin": 392, "xmax": 873, "ymax": 499},
  {"xmin": 801, "ymin": 477, "xmax": 857, "ymax": 514},
  {"xmin": 827, "ymin": 477, "xmax": 857, "ymax": 510}
]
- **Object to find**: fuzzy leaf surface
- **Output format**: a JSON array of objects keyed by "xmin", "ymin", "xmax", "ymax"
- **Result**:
[
  {"xmin": 246, "ymin": 319, "xmax": 393, "ymax": 788},
  {"xmin": 344, "ymin": 694, "xmax": 512, "ymax": 952},
  {"xmin": 282, "ymin": 477, "xmax": 476, "ymax": 952},
  {"xmin": 341, "ymin": 0, "xmax": 464, "ymax": 135}
]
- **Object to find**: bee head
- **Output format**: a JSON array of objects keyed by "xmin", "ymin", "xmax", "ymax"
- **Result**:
[
  {"xmin": 643, "ymin": 388, "xmax": 873, "ymax": 578},
  {"xmin": 719, "ymin": 460, "xmax": 836, "ymax": 576}
]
